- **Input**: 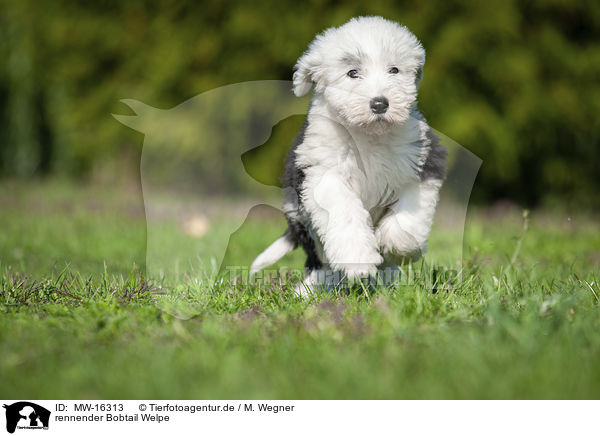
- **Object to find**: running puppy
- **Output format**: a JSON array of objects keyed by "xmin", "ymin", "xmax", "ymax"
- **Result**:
[{"xmin": 251, "ymin": 16, "xmax": 447, "ymax": 293}]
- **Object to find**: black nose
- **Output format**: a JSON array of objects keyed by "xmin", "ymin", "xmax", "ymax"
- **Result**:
[{"xmin": 370, "ymin": 96, "xmax": 389, "ymax": 114}]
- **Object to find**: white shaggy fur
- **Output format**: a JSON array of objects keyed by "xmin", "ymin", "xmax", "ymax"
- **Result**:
[{"xmin": 252, "ymin": 16, "xmax": 445, "ymax": 293}]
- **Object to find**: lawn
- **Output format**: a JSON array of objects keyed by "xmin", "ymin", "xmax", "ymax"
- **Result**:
[{"xmin": 1, "ymin": 180, "xmax": 599, "ymax": 398}]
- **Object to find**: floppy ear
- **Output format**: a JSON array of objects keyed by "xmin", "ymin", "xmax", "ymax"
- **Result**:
[{"xmin": 292, "ymin": 47, "xmax": 321, "ymax": 97}]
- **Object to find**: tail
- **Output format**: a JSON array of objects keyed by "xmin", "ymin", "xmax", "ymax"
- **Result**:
[{"xmin": 250, "ymin": 230, "xmax": 296, "ymax": 274}]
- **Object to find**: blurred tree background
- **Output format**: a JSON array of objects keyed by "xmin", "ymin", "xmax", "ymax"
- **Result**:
[{"xmin": 0, "ymin": 0, "xmax": 598, "ymax": 208}]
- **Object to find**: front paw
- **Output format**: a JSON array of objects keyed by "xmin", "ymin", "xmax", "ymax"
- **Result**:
[
  {"xmin": 375, "ymin": 225, "xmax": 424, "ymax": 263},
  {"xmin": 331, "ymin": 251, "xmax": 383, "ymax": 279}
]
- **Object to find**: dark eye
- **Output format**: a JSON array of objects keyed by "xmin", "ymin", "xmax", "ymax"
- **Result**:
[
  {"xmin": 388, "ymin": 67, "xmax": 399, "ymax": 74},
  {"xmin": 347, "ymin": 69, "xmax": 359, "ymax": 79}
]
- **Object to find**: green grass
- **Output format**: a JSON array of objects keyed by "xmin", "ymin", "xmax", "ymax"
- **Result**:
[{"xmin": 1, "ymin": 180, "xmax": 599, "ymax": 398}]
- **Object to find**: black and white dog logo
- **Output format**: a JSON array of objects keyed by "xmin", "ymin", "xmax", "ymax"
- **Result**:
[{"xmin": 3, "ymin": 402, "xmax": 50, "ymax": 433}]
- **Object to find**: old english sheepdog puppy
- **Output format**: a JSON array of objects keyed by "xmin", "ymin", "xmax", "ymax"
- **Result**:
[{"xmin": 251, "ymin": 16, "xmax": 447, "ymax": 293}]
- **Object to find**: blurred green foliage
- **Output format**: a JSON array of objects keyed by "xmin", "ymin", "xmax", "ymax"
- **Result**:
[{"xmin": 0, "ymin": 0, "xmax": 598, "ymax": 207}]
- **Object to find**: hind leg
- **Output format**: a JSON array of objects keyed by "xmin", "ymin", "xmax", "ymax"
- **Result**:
[
  {"xmin": 294, "ymin": 269, "xmax": 340, "ymax": 297},
  {"xmin": 294, "ymin": 269, "xmax": 321, "ymax": 297}
]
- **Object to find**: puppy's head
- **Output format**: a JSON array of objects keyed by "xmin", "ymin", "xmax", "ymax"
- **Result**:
[{"xmin": 294, "ymin": 16, "xmax": 425, "ymax": 134}]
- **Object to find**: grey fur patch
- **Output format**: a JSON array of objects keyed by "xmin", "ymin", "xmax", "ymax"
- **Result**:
[
  {"xmin": 420, "ymin": 129, "xmax": 447, "ymax": 181},
  {"xmin": 339, "ymin": 53, "xmax": 362, "ymax": 66},
  {"xmin": 280, "ymin": 119, "xmax": 323, "ymax": 271}
]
